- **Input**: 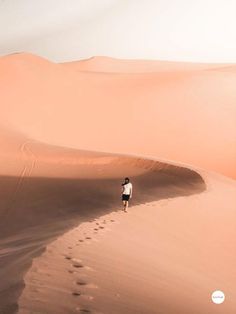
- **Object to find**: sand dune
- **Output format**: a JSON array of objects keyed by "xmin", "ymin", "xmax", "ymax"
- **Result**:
[
  {"xmin": 18, "ymin": 171, "xmax": 236, "ymax": 314},
  {"xmin": 0, "ymin": 53, "xmax": 236, "ymax": 313},
  {"xmin": 0, "ymin": 53, "xmax": 235, "ymax": 178},
  {"xmin": 63, "ymin": 56, "xmax": 236, "ymax": 73},
  {"xmin": 0, "ymin": 131, "xmax": 204, "ymax": 313}
]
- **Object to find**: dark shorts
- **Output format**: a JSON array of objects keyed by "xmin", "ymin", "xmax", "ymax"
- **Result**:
[{"xmin": 122, "ymin": 194, "xmax": 130, "ymax": 201}]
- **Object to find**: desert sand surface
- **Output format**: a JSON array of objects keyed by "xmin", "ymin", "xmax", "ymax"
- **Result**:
[
  {"xmin": 0, "ymin": 53, "xmax": 236, "ymax": 314},
  {"xmin": 18, "ymin": 170, "xmax": 236, "ymax": 314},
  {"xmin": 0, "ymin": 131, "xmax": 205, "ymax": 313},
  {"xmin": 0, "ymin": 53, "xmax": 236, "ymax": 178}
]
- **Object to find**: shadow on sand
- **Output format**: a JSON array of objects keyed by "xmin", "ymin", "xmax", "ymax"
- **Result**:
[{"xmin": 0, "ymin": 163, "xmax": 205, "ymax": 313}]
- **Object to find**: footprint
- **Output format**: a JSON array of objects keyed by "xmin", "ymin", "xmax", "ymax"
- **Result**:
[
  {"xmin": 68, "ymin": 270, "xmax": 75, "ymax": 274},
  {"xmin": 68, "ymin": 246, "xmax": 73, "ymax": 249},
  {"xmin": 72, "ymin": 291, "xmax": 81, "ymax": 296},
  {"xmin": 65, "ymin": 256, "xmax": 72, "ymax": 260},
  {"xmin": 99, "ymin": 226, "xmax": 104, "ymax": 229},
  {"xmin": 85, "ymin": 237, "xmax": 92, "ymax": 240},
  {"xmin": 79, "ymin": 240, "xmax": 84, "ymax": 242},
  {"xmin": 73, "ymin": 262, "xmax": 84, "ymax": 268},
  {"xmin": 94, "ymin": 228, "xmax": 98, "ymax": 231},
  {"xmin": 76, "ymin": 308, "xmax": 91, "ymax": 313},
  {"xmin": 83, "ymin": 265, "xmax": 94, "ymax": 272},
  {"xmin": 110, "ymin": 220, "xmax": 115, "ymax": 222},
  {"xmin": 76, "ymin": 280, "xmax": 87, "ymax": 286}
]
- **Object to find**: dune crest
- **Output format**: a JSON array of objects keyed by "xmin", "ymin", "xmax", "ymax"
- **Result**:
[
  {"xmin": 63, "ymin": 55, "xmax": 236, "ymax": 73},
  {"xmin": 18, "ymin": 169, "xmax": 236, "ymax": 314},
  {"xmin": 0, "ymin": 53, "xmax": 236, "ymax": 313},
  {"xmin": 0, "ymin": 129, "xmax": 205, "ymax": 313},
  {"xmin": 0, "ymin": 53, "xmax": 235, "ymax": 178}
]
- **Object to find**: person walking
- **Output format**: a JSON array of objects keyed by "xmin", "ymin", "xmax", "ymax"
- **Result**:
[{"xmin": 121, "ymin": 177, "xmax": 133, "ymax": 212}]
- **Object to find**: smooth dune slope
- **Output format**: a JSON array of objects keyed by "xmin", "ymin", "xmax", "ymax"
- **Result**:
[
  {"xmin": 0, "ymin": 53, "xmax": 236, "ymax": 314},
  {"xmin": 0, "ymin": 128, "xmax": 205, "ymax": 313},
  {"xmin": 0, "ymin": 53, "xmax": 235, "ymax": 178},
  {"xmin": 18, "ymin": 171, "xmax": 236, "ymax": 314}
]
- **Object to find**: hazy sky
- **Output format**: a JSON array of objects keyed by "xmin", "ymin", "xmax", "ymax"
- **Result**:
[{"xmin": 0, "ymin": 0, "xmax": 235, "ymax": 62}]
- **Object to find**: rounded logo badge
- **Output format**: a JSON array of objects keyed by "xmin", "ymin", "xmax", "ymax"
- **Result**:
[{"xmin": 211, "ymin": 290, "xmax": 225, "ymax": 304}]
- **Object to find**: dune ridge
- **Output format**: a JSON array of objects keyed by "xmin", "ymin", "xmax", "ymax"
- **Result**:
[
  {"xmin": 0, "ymin": 53, "xmax": 235, "ymax": 313},
  {"xmin": 0, "ymin": 129, "xmax": 205, "ymax": 313},
  {"xmin": 62, "ymin": 55, "xmax": 236, "ymax": 73},
  {"xmin": 17, "ymin": 168, "xmax": 236, "ymax": 314},
  {"xmin": 0, "ymin": 53, "xmax": 235, "ymax": 179}
]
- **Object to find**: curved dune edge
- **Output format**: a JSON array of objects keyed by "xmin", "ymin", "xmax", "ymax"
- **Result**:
[
  {"xmin": 17, "ymin": 167, "xmax": 236, "ymax": 314},
  {"xmin": 0, "ymin": 133, "xmax": 205, "ymax": 313},
  {"xmin": 1, "ymin": 53, "xmax": 236, "ymax": 179},
  {"xmin": 0, "ymin": 138, "xmax": 206, "ymax": 313},
  {"xmin": 0, "ymin": 50, "xmax": 235, "ymax": 312},
  {"xmin": 62, "ymin": 55, "xmax": 236, "ymax": 73}
]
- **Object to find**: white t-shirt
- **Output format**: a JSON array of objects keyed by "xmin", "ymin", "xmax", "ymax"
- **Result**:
[{"xmin": 123, "ymin": 182, "xmax": 133, "ymax": 195}]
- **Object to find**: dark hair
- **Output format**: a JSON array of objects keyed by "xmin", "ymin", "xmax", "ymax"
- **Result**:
[{"xmin": 122, "ymin": 177, "xmax": 130, "ymax": 186}]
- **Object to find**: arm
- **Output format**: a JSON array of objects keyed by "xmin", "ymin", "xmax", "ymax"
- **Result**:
[{"xmin": 130, "ymin": 184, "xmax": 133, "ymax": 198}]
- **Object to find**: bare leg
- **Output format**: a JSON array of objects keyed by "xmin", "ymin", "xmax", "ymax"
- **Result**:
[
  {"xmin": 123, "ymin": 200, "xmax": 126, "ymax": 211},
  {"xmin": 124, "ymin": 201, "xmax": 128, "ymax": 212}
]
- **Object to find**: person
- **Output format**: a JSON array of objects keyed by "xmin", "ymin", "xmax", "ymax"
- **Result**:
[{"xmin": 121, "ymin": 177, "xmax": 133, "ymax": 212}]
